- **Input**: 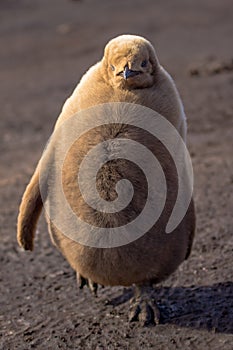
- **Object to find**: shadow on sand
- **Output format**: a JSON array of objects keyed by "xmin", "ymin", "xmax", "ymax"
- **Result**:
[{"xmin": 108, "ymin": 281, "xmax": 233, "ymax": 334}]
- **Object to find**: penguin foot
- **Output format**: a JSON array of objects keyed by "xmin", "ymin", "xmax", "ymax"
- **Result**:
[
  {"xmin": 76, "ymin": 272, "xmax": 98, "ymax": 297},
  {"xmin": 129, "ymin": 284, "xmax": 160, "ymax": 326}
]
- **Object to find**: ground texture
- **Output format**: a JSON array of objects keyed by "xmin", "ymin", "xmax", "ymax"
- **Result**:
[{"xmin": 0, "ymin": 0, "xmax": 233, "ymax": 349}]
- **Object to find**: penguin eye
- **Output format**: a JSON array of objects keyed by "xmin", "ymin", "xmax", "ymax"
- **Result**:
[
  {"xmin": 110, "ymin": 64, "xmax": 115, "ymax": 71},
  {"xmin": 141, "ymin": 59, "xmax": 148, "ymax": 68}
]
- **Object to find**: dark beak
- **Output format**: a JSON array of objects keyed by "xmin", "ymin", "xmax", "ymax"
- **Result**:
[{"xmin": 123, "ymin": 66, "xmax": 140, "ymax": 80}]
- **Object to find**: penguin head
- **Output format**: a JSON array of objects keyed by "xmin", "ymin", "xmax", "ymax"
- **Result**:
[{"xmin": 102, "ymin": 35, "xmax": 159, "ymax": 89}]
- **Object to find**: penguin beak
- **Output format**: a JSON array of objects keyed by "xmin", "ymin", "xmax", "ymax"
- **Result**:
[{"xmin": 123, "ymin": 66, "xmax": 140, "ymax": 80}]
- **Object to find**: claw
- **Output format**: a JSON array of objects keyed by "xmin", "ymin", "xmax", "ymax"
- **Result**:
[
  {"xmin": 129, "ymin": 284, "xmax": 160, "ymax": 326},
  {"xmin": 78, "ymin": 274, "xmax": 88, "ymax": 289},
  {"xmin": 88, "ymin": 279, "xmax": 98, "ymax": 297}
]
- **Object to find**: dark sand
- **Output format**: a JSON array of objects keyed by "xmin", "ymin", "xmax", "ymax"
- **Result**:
[{"xmin": 0, "ymin": 0, "xmax": 233, "ymax": 349}]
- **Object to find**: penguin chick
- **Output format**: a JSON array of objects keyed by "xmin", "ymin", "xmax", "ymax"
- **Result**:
[{"xmin": 17, "ymin": 35, "xmax": 195, "ymax": 326}]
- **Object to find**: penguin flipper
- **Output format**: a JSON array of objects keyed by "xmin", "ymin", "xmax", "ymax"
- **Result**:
[{"xmin": 17, "ymin": 168, "xmax": 43, "ymax": 251}]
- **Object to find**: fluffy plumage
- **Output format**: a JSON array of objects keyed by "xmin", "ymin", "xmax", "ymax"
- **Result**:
[{"xmin": 17, "ymin": 35, "xmax": 195, "ymax": 325}]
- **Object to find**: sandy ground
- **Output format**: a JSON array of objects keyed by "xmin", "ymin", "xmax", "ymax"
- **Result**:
[{"xmin": 0, "ymin": 0, "xmax": 233, "ymax": 349}]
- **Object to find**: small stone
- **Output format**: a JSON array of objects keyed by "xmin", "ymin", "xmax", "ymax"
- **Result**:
[{"xmin": 56, "ymin": 24, "xmax": 72, "ymax": 35}]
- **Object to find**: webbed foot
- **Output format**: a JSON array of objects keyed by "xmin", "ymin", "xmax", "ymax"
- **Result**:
[
  {"xmin": 129, "ymin": 284, "xmax": 160, "ymax": 326},
  {"xmin": 76, "ymin": 272, "xmax": 98, "ymax": 297}
]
